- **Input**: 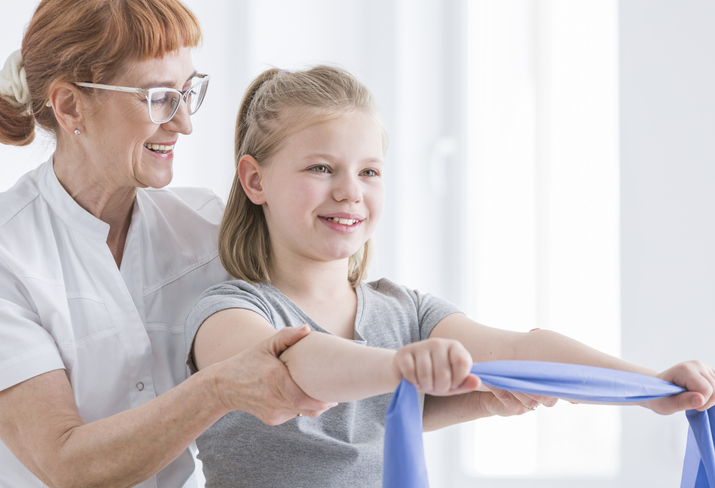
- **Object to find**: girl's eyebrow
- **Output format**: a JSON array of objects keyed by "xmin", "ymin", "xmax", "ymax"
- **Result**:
[
  {"xmin": 304, "ymin": 152, "xmax": 337, "ymax": 162},
  {"xmin": 304, "ymin": 152, "xmax": 384, "ymax": 165}
]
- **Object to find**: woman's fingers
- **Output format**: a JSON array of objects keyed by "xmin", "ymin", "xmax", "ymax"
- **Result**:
[
  {"xmin": 486, "ymin": 387, "xmax": 532, "ymax": 415},
  {"xmin": 484, "ymin": 386, "xmax": 559, "ymax": 414},
  {"xmin": 219, "ymin": 329, "xmax": 336, "ymax": 425},
  {"xmin": 265, "ymin": 325, "xmax": 311, "ymax": 356}
]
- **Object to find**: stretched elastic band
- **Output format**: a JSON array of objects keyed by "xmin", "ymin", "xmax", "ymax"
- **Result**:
[{"xmin": 383, "ymin": 361, "xmax": 714, "ymax": 488}]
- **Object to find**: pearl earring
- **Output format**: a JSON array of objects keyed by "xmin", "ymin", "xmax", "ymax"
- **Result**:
[{"xmin": 74, "ymin": 129, "xmax": 81, "ymax": 136}]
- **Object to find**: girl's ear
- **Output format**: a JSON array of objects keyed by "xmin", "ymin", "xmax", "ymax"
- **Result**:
[
  {"xmin": 238, "ymin": 155, "xmax": 266, "ymax": 205},
  {"xmin": 48, "ymin": 81, "xmax": 86, "ymax": 137}
]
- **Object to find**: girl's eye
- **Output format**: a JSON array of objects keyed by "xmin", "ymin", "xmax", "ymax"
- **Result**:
[
  {"xmin": 310, "ymin": 165, "xmax": 330, "ymax": 173},
  {"xmin": 361, "ymin": 169, "xmax": 379, "ymax": 177}
]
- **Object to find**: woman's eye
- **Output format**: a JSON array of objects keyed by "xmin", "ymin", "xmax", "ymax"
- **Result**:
[
  {"xmin": 361, "ymin": 169, "xmax": 379, "ymax": 177},
  {"xmin": 310, "ymin": 165, "xmax": 330, "ymax": 173}
]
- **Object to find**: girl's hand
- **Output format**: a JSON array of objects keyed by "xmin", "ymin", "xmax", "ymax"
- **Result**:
[
  {"xmin": 393, "ymin": 338, "xmax": 481, "ymax": 396},
  {"xmin": 644, "ymin": 360, "xmax": 715, "ymax": 415}
]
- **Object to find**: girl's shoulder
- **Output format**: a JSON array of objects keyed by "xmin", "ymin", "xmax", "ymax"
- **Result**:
[
  {"xmin": 200, "ymin": 278, "xmax": 274, "ymax": 303},
  {"xmin": 361, "ymin": 277, "xmax": 426, "ymax": 303},
  {"xmin": 197, "ymin": 279, "xmax": 297, "ymax": 321},
  {"xmin": 361, "ymin": 278, "xmax": 461, "ymax": 317}
]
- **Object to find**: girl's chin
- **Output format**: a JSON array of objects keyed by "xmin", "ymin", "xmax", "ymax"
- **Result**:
[{"xmin": 321, "ymin": 245, "xmax": 365, "ymax": 262}]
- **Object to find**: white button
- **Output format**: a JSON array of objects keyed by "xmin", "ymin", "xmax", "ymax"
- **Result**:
[{"xmin": 136, "ymin": 382, "xmax": 144, "ymax": 391}]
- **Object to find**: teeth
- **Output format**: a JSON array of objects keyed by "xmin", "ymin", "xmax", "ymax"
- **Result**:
[
  {"xmin": 326, "ymin": 217, "xmax": 359, "ymax": 225},
  {"xmin": 144, "ymin": 143, "xmax": 175, "ymax": 153}
]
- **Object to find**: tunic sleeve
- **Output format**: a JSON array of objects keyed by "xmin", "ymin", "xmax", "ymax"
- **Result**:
[{"xmin": 0, "ymin": 258, "xmax": 65, "ymax": 392}]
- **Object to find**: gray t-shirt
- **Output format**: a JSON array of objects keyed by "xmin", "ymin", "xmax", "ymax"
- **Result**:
[{"xmin": 185, "ymin": 278, "xmax": 461, "ymax": 488}]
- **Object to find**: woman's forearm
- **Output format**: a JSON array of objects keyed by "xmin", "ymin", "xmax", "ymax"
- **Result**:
[
  {"xmin": 58, "ymin": 371, "xmax": 226, "ymax": 488},
  {"xmin": 422, "ymin": 392, "xmax": 493, "ymax": 432},
  {"xmin": 279, "ymin": 332, "xmax": 402, "ymax": 403},
  {"xmin": 0, "ymin": 368, "xmax": 227, "ymax": 488},
  {"xmin": 2, "ymin": 326, "xmax": 329, "ymax": 488}
]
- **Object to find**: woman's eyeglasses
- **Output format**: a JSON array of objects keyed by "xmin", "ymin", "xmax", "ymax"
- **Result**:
[{"xmin": 74, "ymin": 73, "xmax": 210, "ymax": 124}]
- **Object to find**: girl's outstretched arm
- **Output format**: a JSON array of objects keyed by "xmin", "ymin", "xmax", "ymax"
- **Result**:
[
  {"xmin": 427, "ymin": 313, "xmax": 715, "ymax": 419},
  {"xmin": 192, "ymin": 309, "xmax": 480, "ymax": 403}
]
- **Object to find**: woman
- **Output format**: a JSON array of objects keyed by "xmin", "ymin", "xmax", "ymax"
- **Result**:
[{"xmin": 0, "ymin": 1, "xmax": 333, "ymax": 487}]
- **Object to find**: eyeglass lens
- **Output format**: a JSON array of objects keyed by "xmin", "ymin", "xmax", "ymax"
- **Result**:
[{"xmin": 149, "ymin": 77, "xmax": 208, "ymax": 123}]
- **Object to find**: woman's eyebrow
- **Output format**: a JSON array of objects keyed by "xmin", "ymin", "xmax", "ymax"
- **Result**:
[{"xmin": 142, "ymin": 71, "xmax": 198, "ymax": 89}]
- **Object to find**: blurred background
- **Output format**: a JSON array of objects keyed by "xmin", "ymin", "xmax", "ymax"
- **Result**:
[{"xmin": 2, "ymin": 1, "xmax": 714, "ymax": 486}]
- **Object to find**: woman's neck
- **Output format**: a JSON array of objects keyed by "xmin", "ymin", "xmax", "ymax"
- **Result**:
[{"xmin": 54, "ymin": 146, "xmax": 137, "ymax": 267}]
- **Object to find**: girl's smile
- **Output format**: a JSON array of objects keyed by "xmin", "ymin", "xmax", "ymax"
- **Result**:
[{"xmin": 319, "ymin": 213, "xmax": 364, "ymax": 233}]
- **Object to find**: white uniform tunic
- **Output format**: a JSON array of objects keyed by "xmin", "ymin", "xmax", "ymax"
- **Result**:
[{"xmin": 0, "ymin": 159, "xmax": 230, "ymax": 487}]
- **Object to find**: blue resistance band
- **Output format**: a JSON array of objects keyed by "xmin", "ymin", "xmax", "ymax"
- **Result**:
[{"xmin": 383, "ymin": 361, "xmax": 715, "ymax": 488}]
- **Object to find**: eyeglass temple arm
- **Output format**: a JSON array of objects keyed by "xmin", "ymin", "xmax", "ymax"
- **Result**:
[{"xmin": 74, "ymin": 82, "xmax": 146, "ymax": 95}]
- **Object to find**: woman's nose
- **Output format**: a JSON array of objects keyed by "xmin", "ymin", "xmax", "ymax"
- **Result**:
[{"xmin": 163, "ymin": 98, "xmax": 193, "ymax": 135}]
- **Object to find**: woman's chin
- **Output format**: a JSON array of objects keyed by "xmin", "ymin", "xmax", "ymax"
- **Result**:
[{"xmin": 137, "ymin": 165, "xmax": 174, "ymax": 189}]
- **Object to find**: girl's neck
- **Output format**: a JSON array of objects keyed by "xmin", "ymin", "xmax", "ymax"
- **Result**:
[
  {"xmin": 268, "ymin": 250, "xmax": 359, "ymax": 339},
  {"xmin": 268, "ymin": 252, "xmax": 353, "ymax": 302}
]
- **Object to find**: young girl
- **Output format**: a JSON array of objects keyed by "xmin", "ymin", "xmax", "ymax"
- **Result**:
[{"xmin": 185, "ymin": 65, "xmax": 715, "ymax": 487}]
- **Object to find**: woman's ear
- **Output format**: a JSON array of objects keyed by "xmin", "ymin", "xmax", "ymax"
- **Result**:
[
  {"xmin": 238, "ymin": 155, "xmax": 266, "ymax": 205},
  {"xmin": 48, "ymin": 82, "xmax": 85, "ymax": 136}
]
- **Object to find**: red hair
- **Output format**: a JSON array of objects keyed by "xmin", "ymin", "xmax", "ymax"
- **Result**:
[{"xmin": 0, "ymin": 0, "xmax": 202, "ymax": 146}]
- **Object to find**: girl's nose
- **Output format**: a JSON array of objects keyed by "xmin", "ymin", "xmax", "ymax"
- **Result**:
[{"xmin": 333, "ymin": 173, "xmax": 362, "ymax": 203}]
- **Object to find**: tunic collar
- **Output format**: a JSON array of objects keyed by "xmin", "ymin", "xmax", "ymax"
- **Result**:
[{"xmin": 37, "ymin": 157, "xmax": 111, "ymax": 240}]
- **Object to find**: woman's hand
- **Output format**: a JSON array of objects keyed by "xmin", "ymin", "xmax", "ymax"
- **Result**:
[
  {"xmin": 207, "ymin": 325, "xmax": 336, "ymax": 425},
  {"xmin": 422, "ymin": 387, "xmax": 558, "ymax": 431},
  {"xmin": 643, "ymin": 360, "xmax": 715, "ymax": 415},
  {"xmin": 480, "ymin": 387, "xmax": 558, "ymax": 415},
  {"xmin": 393, "ymin": 338, "xmax": 481, "ymax": 396}
]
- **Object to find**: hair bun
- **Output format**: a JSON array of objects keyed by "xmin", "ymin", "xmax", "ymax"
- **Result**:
[{"xmin": 0, "ymin": 50, "xmax": 32, "ymax": 109}]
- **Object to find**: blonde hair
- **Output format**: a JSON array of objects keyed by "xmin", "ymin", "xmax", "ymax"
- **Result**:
[
  {"xmin": 220, "ymin": 65, "xmax": 386, "ymax": 288},
  {"xmin": 0, "ymin": 0, "xmax": 201, "ymax": 146}
]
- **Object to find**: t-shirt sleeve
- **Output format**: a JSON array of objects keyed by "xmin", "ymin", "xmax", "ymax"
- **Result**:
[
  {"xmin": 0, "ymin": 258, "xmax": 65, "ymax": 392},
  {"xmin": 411, "ymin": 289, "xmax": 462, "ymax": 340},
  {"xmin": 184, "ymin": 280, "xmax": 273, "ymax": 374}
]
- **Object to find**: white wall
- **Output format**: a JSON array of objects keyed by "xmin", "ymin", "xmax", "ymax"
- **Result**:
[
  {"xmin": 2, "ymin": 1, "xmax": 715, "ymax": 487},
  {"xmin": 618, "ymin": 1, "xmax": 715, "ymax": 485}
]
